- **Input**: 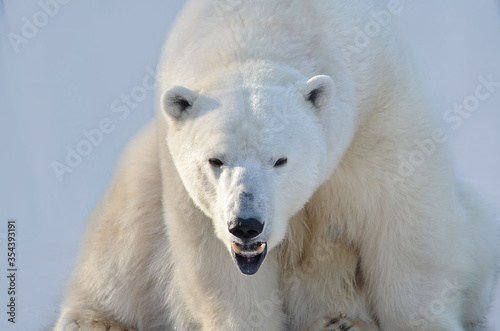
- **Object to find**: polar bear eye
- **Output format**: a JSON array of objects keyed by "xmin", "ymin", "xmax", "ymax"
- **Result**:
[
  {"xmin": 208, "ymin": 158, "xmax": 224, "ymax": 168},
  {"xmin": 274, "ymin": 158, "xmax": 288, "ymax": 167}
]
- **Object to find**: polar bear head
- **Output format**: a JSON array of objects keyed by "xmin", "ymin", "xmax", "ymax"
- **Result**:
[{"xmin": 161, "ymin": 68, "xmax": 353, "ymax": 275}]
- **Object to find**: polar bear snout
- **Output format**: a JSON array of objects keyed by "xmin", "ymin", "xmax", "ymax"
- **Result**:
[
  {"xmin": 228, "ymin": 217, "xmax": 268, "ymax": 275},
  {"xmin": 228, "ymin": 217, "xmax": 263, "ymax": 241}
]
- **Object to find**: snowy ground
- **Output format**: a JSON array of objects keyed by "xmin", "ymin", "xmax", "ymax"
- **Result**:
[{"xmin": 0, "ymin": 1, "xmax": 499, "ymax": 330}]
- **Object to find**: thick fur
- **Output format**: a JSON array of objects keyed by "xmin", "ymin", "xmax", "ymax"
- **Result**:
[{"xmin": 55, "ymin": 1, "xmax": 498, "ymax": 330}]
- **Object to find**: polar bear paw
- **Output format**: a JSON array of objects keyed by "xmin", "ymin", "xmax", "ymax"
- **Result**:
[
  {"xmin": 307, "ymin": 313, "xmax": 375, "ymax": 331},
  {"xmin": 61, "ymin": 320, "xmax": 136, "ymax": 331}
]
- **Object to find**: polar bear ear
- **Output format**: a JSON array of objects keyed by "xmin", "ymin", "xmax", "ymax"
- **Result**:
[
  {"xmin": 301, "ymin": 75, "xmax": 335, "ymax": 111},
  {"xmin": 161, "ymin": 86, "xmax": 198, "ymax": 120}
]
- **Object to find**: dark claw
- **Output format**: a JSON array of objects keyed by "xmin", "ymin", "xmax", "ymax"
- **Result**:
[{"xmin": 330, "ymin": 318, "xmax": 339, "ymax": 324}]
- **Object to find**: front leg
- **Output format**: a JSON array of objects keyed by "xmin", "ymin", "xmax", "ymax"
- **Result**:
[
  {"xmin": 360, "ymin": 215, "xmax": 467, "ymax": 331},
  {"xmin": 168, "ymin": 238, "xmax": 287, "ymax": 331},
  {"xmin": 180, "ymin": 262, "xmax": 288, "ymax": 331}
]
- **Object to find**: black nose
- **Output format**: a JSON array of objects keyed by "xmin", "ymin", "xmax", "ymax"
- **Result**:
[{"xmin": 228, "ymin": 218, "xmax": 263, "ymax": 240}]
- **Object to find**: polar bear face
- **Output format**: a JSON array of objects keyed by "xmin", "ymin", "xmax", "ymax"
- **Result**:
[{"xmin": 161, "ymin": 74, "xmax": 346, "ymax": 275}]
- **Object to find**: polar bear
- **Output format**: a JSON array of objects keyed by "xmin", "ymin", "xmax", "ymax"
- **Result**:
[{"xmin": 55, "ymin": 0, "xmax": 498, "ymax": 330}]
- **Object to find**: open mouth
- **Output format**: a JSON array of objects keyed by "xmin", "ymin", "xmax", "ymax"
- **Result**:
[{"xmin": 231, "ymin": 242, "xmax": 267, "ymax": 275}]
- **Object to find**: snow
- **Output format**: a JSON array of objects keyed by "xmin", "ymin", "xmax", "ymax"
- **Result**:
[{"xmin": 0, "ymin": 1, "xmax": 498, "ymax": 330}]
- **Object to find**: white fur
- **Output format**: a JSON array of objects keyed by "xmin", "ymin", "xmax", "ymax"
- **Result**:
[{"xmin": 55, "ymin": 1, "xmax": 499, "ymax": 330}]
